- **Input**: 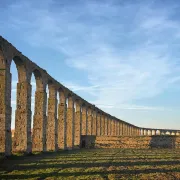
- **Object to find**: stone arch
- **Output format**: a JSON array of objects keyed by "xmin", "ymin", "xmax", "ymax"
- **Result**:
[
  {"xmin": 0, "ymin": 46, "xmax": 6, "ymax": 68},
  {"xmin": 10, "ymin": 56, "xmax": 33, "ymax": 153},
  {"xmin": 58, "ymin": 86, "xmax": 66, "ymax": 107},
  {"xmin": 29, "ymin": 68, "xmax": 47, "ymax": 152},
  {"xmin": 9, "ymin": 56, "xmax": 27, "ymax": 83},
  {"xmin": 66, "ymin": 92, "xmax": 73, "ymax": 108},
  {"xmin": 32, "ymin": 69, "xmax": 46, "ymax": 90}
]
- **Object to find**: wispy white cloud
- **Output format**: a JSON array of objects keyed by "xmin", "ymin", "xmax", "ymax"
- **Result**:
[
  {"xmin": 94, "ymin": 103, "xmax": 173, "ymax": 111},
  {"xmin": 3, "ymin": 0, "xmax": 180, "ymax": 128}
]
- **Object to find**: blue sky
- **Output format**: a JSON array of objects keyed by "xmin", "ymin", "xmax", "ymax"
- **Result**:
[{"xmin": 1, "ymin": 0, "xmax": 180, "ymax": 129}]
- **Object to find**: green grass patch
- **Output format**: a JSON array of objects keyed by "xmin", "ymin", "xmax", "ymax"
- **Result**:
[{"xmin": 0, "ymin": 149, "xmax": 180, "ymax": 179}]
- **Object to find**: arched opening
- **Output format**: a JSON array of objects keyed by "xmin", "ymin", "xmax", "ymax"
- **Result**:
[
  {"xmin": 144, "ymin": 129, "xmax": 147, "ymax": 136},
  {"xmin": 74, "ymin": 101, "xmax": 77, "ymax": 112},
  {"xmin": 10, "ymin": 57, "xmax": 30, "ymax": 153},
  {"xmin": 31, "ymin": 69, "xmax": 47, "ymax": 152},
  {"xmin": 176, "ymin": 132, "xmax": 180, "ymax": 136},
  {"xmin": 140, "ymin": 129, "xmax": 143, "ymax": 136},
  {"xmin": 30, "ymin": 73, "xmax": 36, "ymax": 144},
  {"xmin": 152, "ymin": 130, "xmax": 156, "ymax": 135},
  {"xmin": 46, "ymin": 83, "xmax": 50, "ymax": 117},
  {"xmin": 156, "ymin": 130, "xmax": 160, "ymax": 135},
  {"xmin": 10, "ymin": 60, "xmax": 18, "ymax": 138},
  {"xmin": 81, "ymin": 140, "xmax": 86, "ymax": 148}
]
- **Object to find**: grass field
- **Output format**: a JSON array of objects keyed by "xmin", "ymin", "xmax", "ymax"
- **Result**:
[{"xmin": 0, "ymin": 148, "xmax": 180, "ymax": 180}]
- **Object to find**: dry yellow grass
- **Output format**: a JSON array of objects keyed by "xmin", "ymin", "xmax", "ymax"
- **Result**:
[{"xmin": 0, "ymin": 148, "xmax": 180, "ymax": 179}]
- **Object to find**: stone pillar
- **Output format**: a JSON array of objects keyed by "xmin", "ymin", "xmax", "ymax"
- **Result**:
[
  {"xmin": 57, "ymin": 91, "xmax": 67, "ymax": 150},
  {"xmin": 0, "ymin": 60, "xmax": 12, "ymax": 156},
  {"xmin": 46, "ymin": 85, "xmax": 57, "ymax": 151},
  {"xmin": 132, "ymin": 127, "xmax": 134, "ymax": 136},
  {"xmin": 74, "ymin": 101, "xmax": 81, "ymax": 148},
  {"xmin": 66, "ymin": 96, "xmax": 74, "ymax": 150},
  {"xmin": 123, "ymin": 124, "xmax": 126, "ymax": 136},
  {"xmin": 149, "ymin": 130, "xmax": 152, "ymax": 136},
  {"xmin": 113, "ymin": 120, "xmax": 116, "ymax": 136},
  {"xmin": 119, "ymin": 122, "xmax": 122, "ymax": 136},
  {"xmin": 134, "ymin": 127, "xmax": 136, "ymax": 135},
  {"xmin": 128, "ymin": 126, "xmax": 130, "ymax": 136},
  {"xmin": 92, "ymin": 109, "xmax": 97, "ymax": 135},
  {"xmin": 32, "ymin": 86, "xmax": 47, "ymax": 152},
  {"xmin": 13, "ymin": 81, "xmax": 32, "ymax": 153},
  {"xmin": 117, "ymin": 121, "xmax": 120, "ymax": 136},
  {"xmin": 101, "ymin": 113, "xmax": 105, "ymax": 136},
  {"xmin": 126, "ymin": 125, "xmax": 128, "ymax": 135},
  {"xmin": 116, "ymin": 121, "xmax": 118, "ymax": 136},
  {"xmin": 87, "ymin": 107, "xmax": 92, "ymax": 135},
  {"xmin": 104, "ymin": 116, "xmax": 108, "ymax": 136},
  {"xmin": 97, "ymin": 112, "xmax": 101, "ymax": 136},
  {"xmin": 133, "ymin": 127, "xmax": 135, "ymax": 135},
  {"xmin": 114, "ymin": 120, "xmax": 116, "ymax": 136},
  {"xmin": 159, "ymin": 130, "xmax": 162, "ymax": 135},
  {"xmin": 110, "ymin": 119, "xmax": 114, "ymax": 136},
  {"xmin": 137, "ymin": 128, "xmax": 139, "ymax": 135},
  {"xmin": 131, "ymin": 126, "xmax": 134, "ymax": 136},
  {"xmin": 126, "ymin": 124, "xmax": 129, "ymax": 136},
  {"xmin": 111, "ymin": 120, "xmax": 114, "ymax": 136},
  {"xmin": 136, "ymin": 128, "xmax": 138, "ymax": 136},
  {"xmin": 155, "ymin": 130, "xmax": 157, "ymax": 135},
  {"xmin": 81, "ymin": 105, "xmax": 87, "ymax": 135},
  {"xmin": 108, "ymin": 117, "xmax": 111, "ymax": 136},
  {"xmin": 122, "ymin": 123, "xmax": 124, "ymax": 136},
  {"xmin": 119, "ymin": 122, "xmax": 121, "ymax": 136},
  {"xmin": 131, "ymin": 126, "xmax": 133, "ymax": 136},
  {"xmin": 114, "ymin": 120, "xmax": 117, "ymax": 136}
]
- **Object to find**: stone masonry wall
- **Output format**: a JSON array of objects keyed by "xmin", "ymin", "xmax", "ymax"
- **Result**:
[
  {"xmin": 1, "ymin": 36, "xmax": 180, "ymax": 156},
  {"xmin": 94, "ymin": 136, "xmax": 180, "ymax": 149}
]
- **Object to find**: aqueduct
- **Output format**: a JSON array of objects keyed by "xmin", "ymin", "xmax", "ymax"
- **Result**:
[{"xmin": 0, "ymin": 36, "xmax": 180, "ymax": 156}]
